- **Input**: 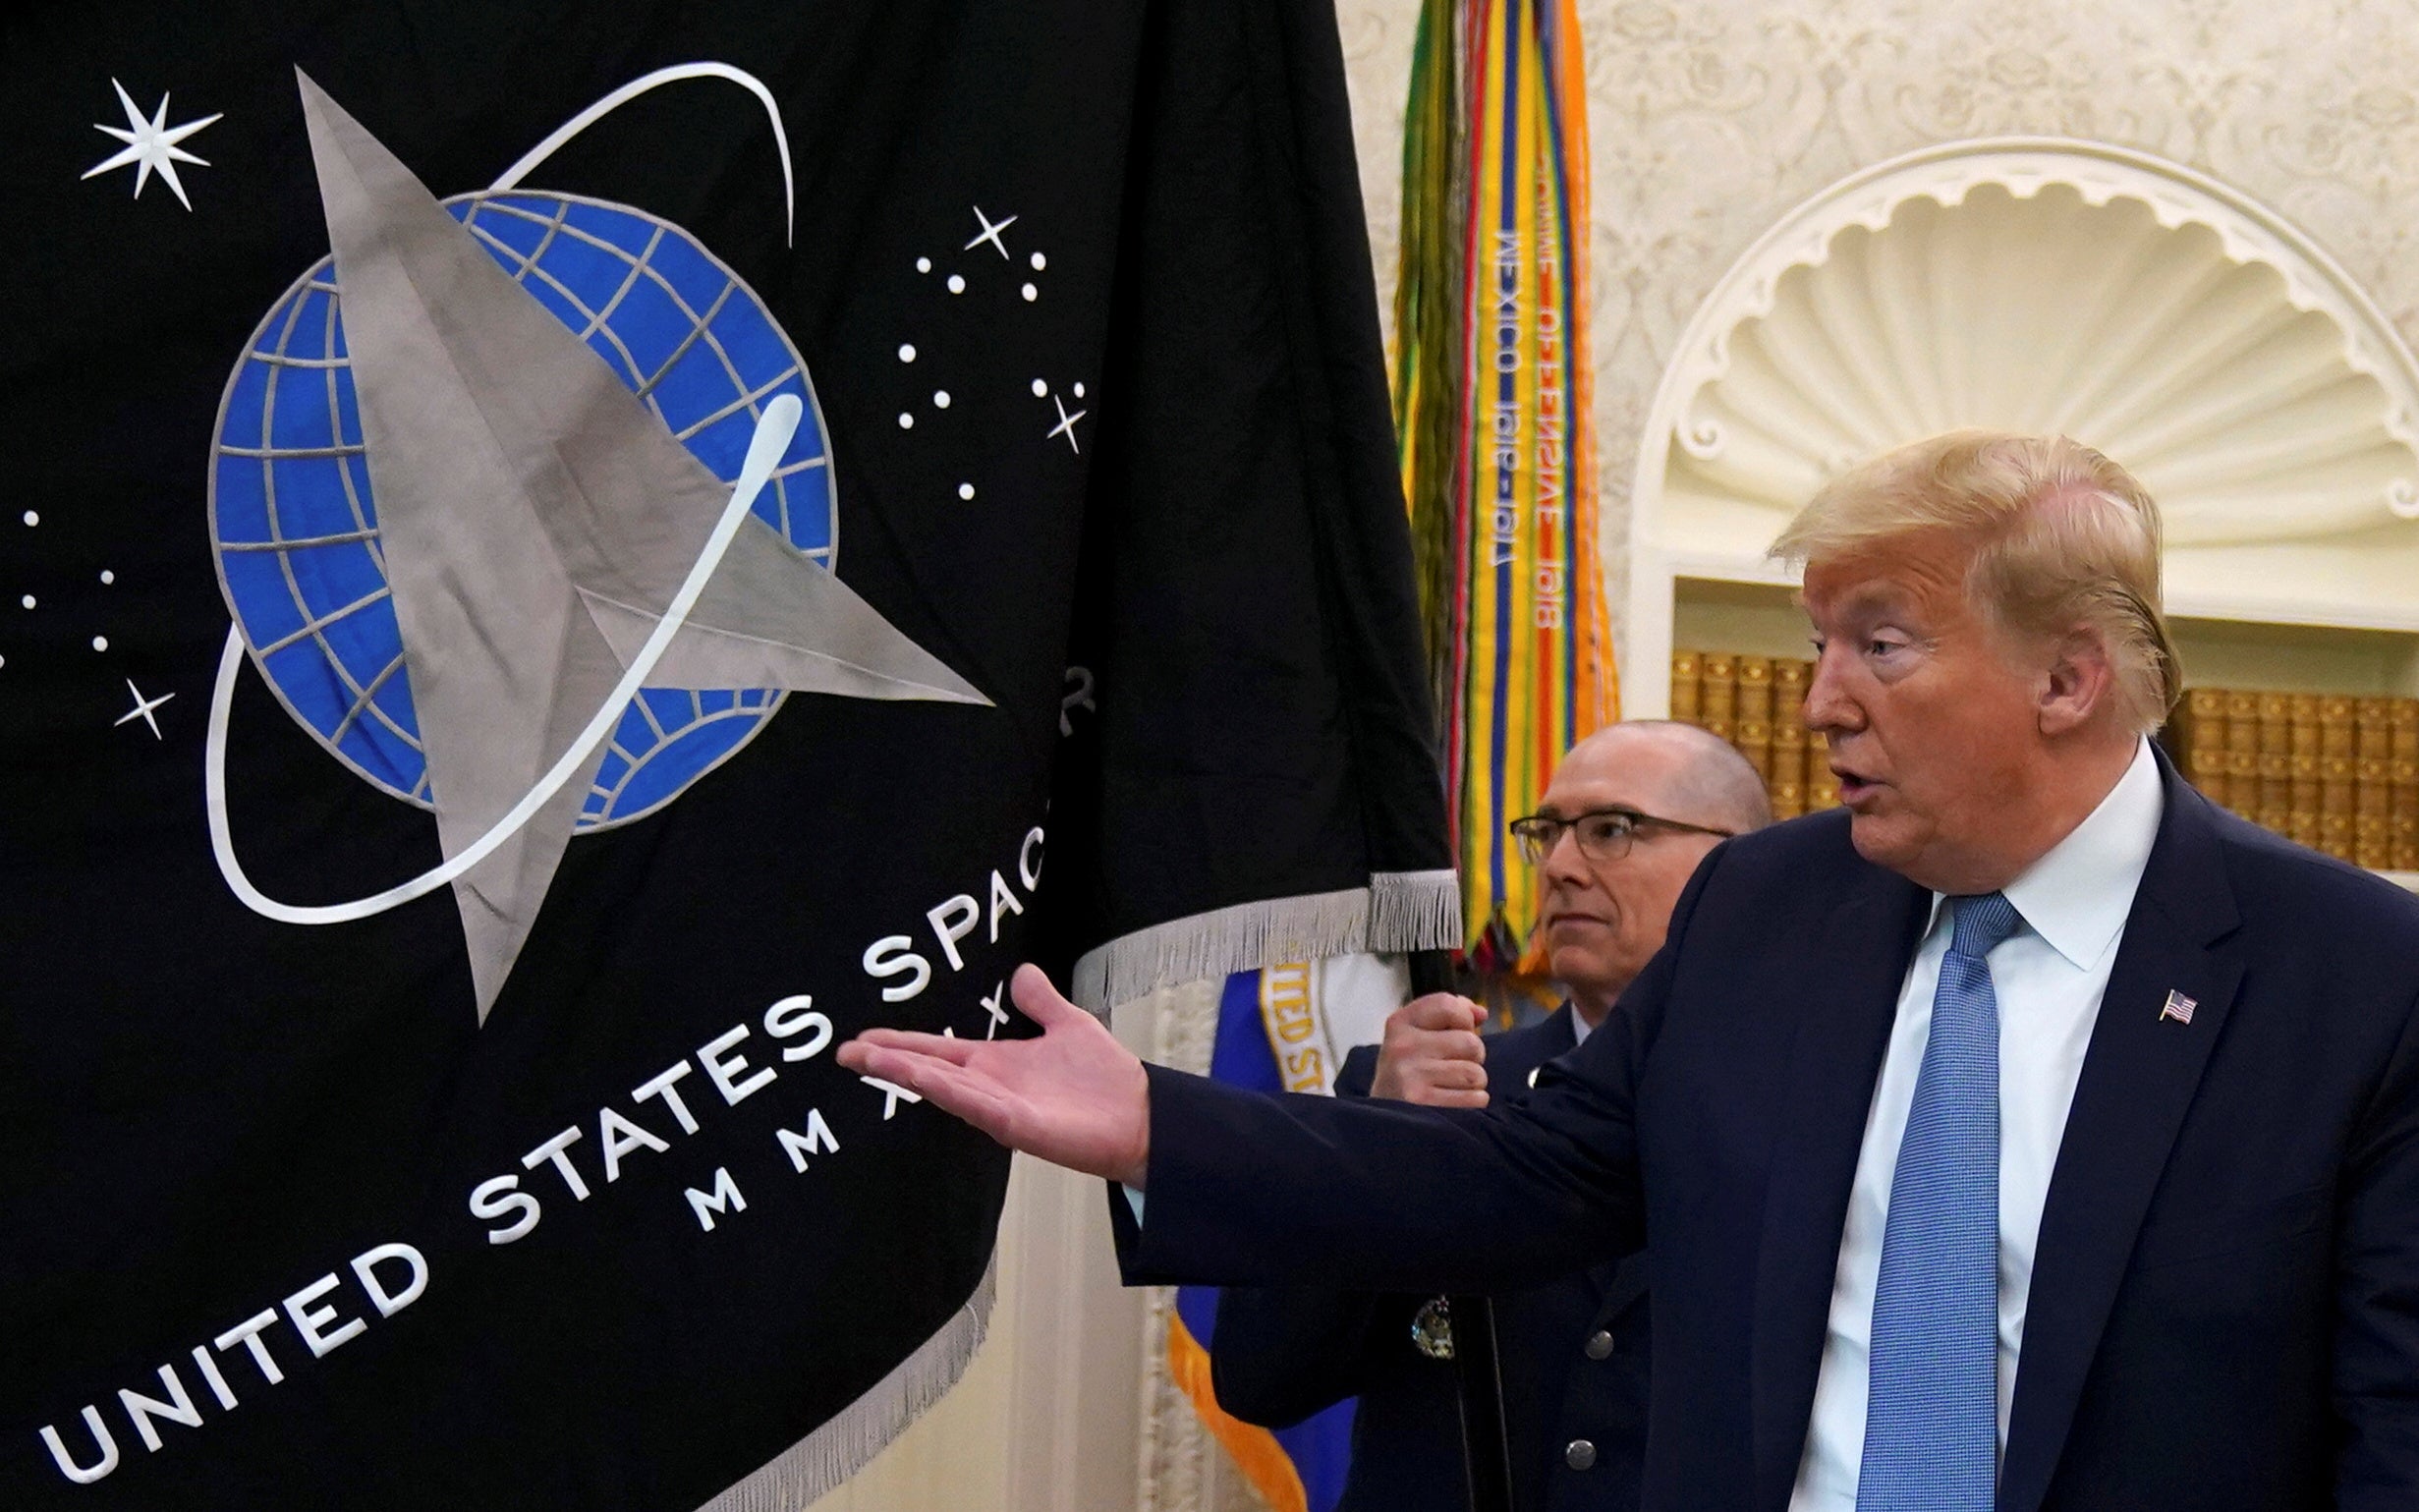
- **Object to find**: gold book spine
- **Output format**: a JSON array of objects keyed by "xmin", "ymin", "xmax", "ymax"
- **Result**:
[
  {"xmin": 1772, "ymin": 657, "xmax": 1811, "ymax": 713},
  {"xmin": 1736, "ymin": 655, "xmax": 1773, "ymax": 723},
  {"xmin": 2358, "ymin": 698, "xmax": 2397, "ymax": 868},
  {"xmin": 2223, "ymin": 691, "xmax": 2261, "ymax": 816},
  {"xmin": 1734, "ymin": 655, "xmax": 1773, "ymax": 782},
  {"xmin": 1736, "ymin": 719, "xmax": 1773, "ymax": 782},
  {"xmin": 1805, "ymin": 731, "xmax": 1839, "ymax": 810},
  {"xmin": 2394, "ymin": 699, "xmax": 2419, "ymax": 871},
  {"xmin": 2257, "ymin": 692, "xmax": 2292, "ymax": 837},
  {"xmin": 2358, "ymin": 696, "xmax": 2395, "ymax": 761},
  {"xmin": 2356, "ymin": 816, "xmax": 2391, "ymax": 870},
  {"xmin": 1770, "ymin": 659, "xmax": 1810, "ymax": 820},
  {"xmin": 2321, "ymin": 695, "xmax": 2358, "ymax": 861},
  {"xmin": 2290, "ymin": 695, "xmax": 2322, "ymax": 850},
  {"xmin": 1670, "ymin": 649, "xmax": 1702, "ymax": 724},
  {"xmin": 1768, "ymin": 744, "xmax": 1805, "ymax": 820},
  {"xmin": 2322, "ymin": 767, "xmax": 2358, "ymax": 861},
  {"xmin": 2165, "ymin": 688, "xmax": 2230, "ymax": 811},
  {"xmin": 1700, "ymin": 653, "xmax": 1736, "ymax": 743},
  {"xmin": 2321, "ymin": 696, "xmax": 2356, "ymax": 756}
]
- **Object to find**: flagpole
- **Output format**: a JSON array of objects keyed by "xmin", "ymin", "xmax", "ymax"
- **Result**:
[{"xmin": 1409, "ymin": 949, "xmax": 1518, "ymax": 1512}]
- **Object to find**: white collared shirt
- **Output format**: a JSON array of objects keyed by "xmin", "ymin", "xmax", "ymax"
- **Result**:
[{"xmin": 1787, "ymin": 738, "xmax": 2166, "ymax": 1511}]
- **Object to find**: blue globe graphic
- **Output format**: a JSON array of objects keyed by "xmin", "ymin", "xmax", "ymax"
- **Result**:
[{"xmin": 208, "ymin": 191, "xmax": 833, "ymax": 829}]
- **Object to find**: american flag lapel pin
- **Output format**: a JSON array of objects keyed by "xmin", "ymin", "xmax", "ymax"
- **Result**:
[{"xmin": 2159, "ymin": 989, "xmax": 2198, "ymax": 1026}]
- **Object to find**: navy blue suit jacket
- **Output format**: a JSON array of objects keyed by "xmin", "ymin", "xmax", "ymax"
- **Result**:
[
  {"xmin": 1116, "ymin": 756, "xmax": 2419, "ymax": 1510},
  {"xmin": 1210, "ymin": 1007, "xmax": 1651, "ymax": 1512}
]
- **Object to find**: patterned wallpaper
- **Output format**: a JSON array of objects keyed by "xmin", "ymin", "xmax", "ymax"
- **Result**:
[{"xmin": 1332, "ymin": 0, "xmax": 2419, "ymax": 649}]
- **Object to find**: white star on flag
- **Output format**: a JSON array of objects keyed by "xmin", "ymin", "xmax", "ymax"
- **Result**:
[
  {"xmin": 83, "ymin": 80, "xmax": 221, "ymax": 211},
  {"xmin": 964, "ymin": 204, "xmax": 1017, "ymax": 259},
  {"xmin": 114, "ymin": 680, "xmax": 175, "ymax": 739},
  {"xmin": 1047, "ymin": 393, "xmax": 1087, "ymax": 454}
]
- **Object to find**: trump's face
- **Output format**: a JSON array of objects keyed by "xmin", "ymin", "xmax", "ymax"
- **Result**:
[{"xmin": 1800, "ymin": 531, "xmax": 2047, "ymax": 895}]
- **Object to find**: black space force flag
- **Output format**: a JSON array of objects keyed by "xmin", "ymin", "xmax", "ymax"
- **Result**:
[{"xmin": 0, "ymin": 1, "xmax": 1452, "ymax": 1506}]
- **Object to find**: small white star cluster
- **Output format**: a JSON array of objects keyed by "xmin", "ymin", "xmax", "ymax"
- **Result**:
[
  {"xmin": 8, "ymin": 505, "xmax": 152, "ymax": 730},
  {"xmin": 888, "ymin": 203, "xmax": 1095, "ymax": 495}
]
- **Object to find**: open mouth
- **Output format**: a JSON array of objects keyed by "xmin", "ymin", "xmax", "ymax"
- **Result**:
[{"xmin": 1833, "ymin": 768, "xmax": 1881, "ymax": 806}]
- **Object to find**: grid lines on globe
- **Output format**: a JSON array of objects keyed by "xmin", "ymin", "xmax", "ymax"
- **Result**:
[{"xmin": 208, "ymin": 191, "xmax": 837, "ymax": 829}]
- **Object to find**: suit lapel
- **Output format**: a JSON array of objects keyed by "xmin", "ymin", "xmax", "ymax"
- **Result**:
[
  {"xmin": 1749, "ymin": 864, "xmax": 1934, "ymax": 1512},
  {"xmin": 1996, "ymin": 767, "xmax": 2244, "ymax": 1512},
  {"xmin": 1488, "ymin": 1005, "xmax": 1576, "ymax": 1095},
  {"xmin": 1596, "ymin": 1248, "xmax": 1652, "ymax": 1320}
]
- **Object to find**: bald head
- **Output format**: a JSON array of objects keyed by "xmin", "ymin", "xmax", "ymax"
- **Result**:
[
  {"xmin": 1534, "ymin": 720, "xmax": 1768, "ymax": 1021},
  {"xmin": 1558, "ymin": 720, "xmax": 1772, "ymax": 836}
]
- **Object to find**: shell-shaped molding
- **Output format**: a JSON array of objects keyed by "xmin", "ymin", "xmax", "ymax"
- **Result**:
[{"xmin": 1636, "ymin": 139, "xmax": 2419, "ymax": 632}]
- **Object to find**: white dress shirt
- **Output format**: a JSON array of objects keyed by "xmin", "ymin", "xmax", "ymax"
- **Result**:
[{"xmin": 1787, "ymin": 737, "xmax": 2165, "ymax": 1512}]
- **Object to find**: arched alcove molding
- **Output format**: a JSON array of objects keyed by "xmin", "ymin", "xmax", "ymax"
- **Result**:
[{"xmin": 1626, "ymin": 138, "xmax": 2419, "ymax": 713}]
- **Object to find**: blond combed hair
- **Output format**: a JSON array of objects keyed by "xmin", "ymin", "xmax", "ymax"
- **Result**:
[{"xmin": 1770, "ymin": 431, "xmax": 2182, "ymax": 734}]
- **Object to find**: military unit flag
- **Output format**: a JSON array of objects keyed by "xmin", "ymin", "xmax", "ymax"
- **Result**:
[{"xmin": 1394, "ymin": 0, "xmax": 1616, "ymax": 973}]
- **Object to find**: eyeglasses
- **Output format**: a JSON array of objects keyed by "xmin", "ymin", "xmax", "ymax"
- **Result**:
[{"xmin": 1505, "ymin": 807, "xmax": 1736, "ymax": 867}]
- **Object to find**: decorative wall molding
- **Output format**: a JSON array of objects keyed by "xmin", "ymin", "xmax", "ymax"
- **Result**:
[
  {"xmin": 1617, "ymin": 136, "xmax": 2419, "ymax": 720},
  {"xmin": 1338, "ymin": 0, "xmax": 2419, "ymax": 691},
  {"xmin": 1650, "ymin": 140, "xmax": 2419, "ymax": 547}
]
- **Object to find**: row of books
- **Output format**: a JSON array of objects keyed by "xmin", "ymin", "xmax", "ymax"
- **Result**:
[
  {"xmin": 1669, "ymin": 648, "xmax": 2419, "ymax": 870},
  {"xmin": 1669, "ymin": 651, "xmax": 1835, "ymax": 820},
  {"xmin": 2165, "ymin": 688, "xmax": 2419, "ymax": 870}
]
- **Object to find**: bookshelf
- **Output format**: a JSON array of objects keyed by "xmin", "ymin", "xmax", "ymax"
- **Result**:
[
  {"xmin": 1626, "ymin": 140, "xmax": 2419, "ymax": 894},
  {"xmin": 1665, "ymin": 588, "xmax": 2419, "ymax": 889},
  {"xmin": 1668, "ymin": 575, "xmax": 2419, "ymax": 702}
]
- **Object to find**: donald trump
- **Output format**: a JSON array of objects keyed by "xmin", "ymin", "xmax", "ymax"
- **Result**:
[{"xmin": 842, "ymin": 431, "xmax": 2419, "ymax": 1511}]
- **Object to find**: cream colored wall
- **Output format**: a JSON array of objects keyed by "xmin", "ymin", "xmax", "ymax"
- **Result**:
[
  {"xmin": 1339, "ymin": 0, "xmax": 2419, "ymax": 657},
  {"xmin": 809, "ymin": 5, "xmax": 2419, "ymax": 1509}
]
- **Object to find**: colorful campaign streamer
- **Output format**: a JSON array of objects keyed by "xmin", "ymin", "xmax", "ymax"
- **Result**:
[{"xmin": 1396, "ymin": 0, "xmax": 1616, "ymax": 975}]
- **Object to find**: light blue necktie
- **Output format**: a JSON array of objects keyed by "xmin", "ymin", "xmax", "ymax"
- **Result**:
[{"xmin": 1856, "ymin": 891, "xmax": 2021, "ymax": 1512}]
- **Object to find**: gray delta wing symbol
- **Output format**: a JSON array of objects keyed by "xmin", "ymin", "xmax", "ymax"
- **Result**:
[{"xmin": 204, "ymin": 70, "xmax": 987, "ymax": 1023}]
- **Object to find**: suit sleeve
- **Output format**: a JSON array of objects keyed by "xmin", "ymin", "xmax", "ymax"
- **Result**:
[
  {"xmin": 1332, "ymin": 1042, "xmax": 1378, "ymax": 1100},
  {"xmin": 2334, "ymin": 980, "xmax": 2419, "ymax": 1506},
  {"xmin": 1208, "ymin": 1044, "xmax": 1399, "ymax": 1427},
  {"xmin": 1111, "ymin": 843, "xmax": 1725, "ymax": 1293}
]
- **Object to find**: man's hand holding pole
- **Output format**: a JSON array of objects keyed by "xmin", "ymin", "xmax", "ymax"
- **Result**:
[{"xmin": 1370, "ymin": 993, "xmax": 1491, "ymax": 1108}]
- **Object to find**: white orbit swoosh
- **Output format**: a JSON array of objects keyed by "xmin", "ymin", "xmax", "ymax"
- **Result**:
[
  {"xmin": 205, "ymin": 396, "xmax": 804, "ymax": 927},
  {"xmin": 487, "ymin": 62, "xmax": 796, "ymax": 246}
]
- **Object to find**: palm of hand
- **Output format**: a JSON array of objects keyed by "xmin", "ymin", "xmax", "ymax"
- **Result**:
[{"xmin": 837, "ymin": 964, "xmax": 1153, "ymax": 1186}]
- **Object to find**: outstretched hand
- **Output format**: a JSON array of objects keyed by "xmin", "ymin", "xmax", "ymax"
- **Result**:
[{"xmin": 837, "ymin": 963, "xmax": 1153, "ymax": 1188}]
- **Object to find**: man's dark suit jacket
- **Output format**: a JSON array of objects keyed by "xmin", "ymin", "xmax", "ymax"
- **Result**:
[
  {"xmin": 1210, "ymin": 1007, "xmax": 1651, "ymax": 1512},
  {"xmin": 1114, "ymin": 754, "xmax": 2419, "ymax": 1511}
]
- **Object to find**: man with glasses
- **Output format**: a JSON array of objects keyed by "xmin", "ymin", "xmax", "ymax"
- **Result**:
[{"xmin": 1210, "ymin": 722, "xmax": 1770, "ymax": 1512}]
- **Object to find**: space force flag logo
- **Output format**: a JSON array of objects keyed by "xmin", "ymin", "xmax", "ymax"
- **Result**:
[{"xmin": 0, "ymin": 3, "xmax": 1453, "ymax": 1508}]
